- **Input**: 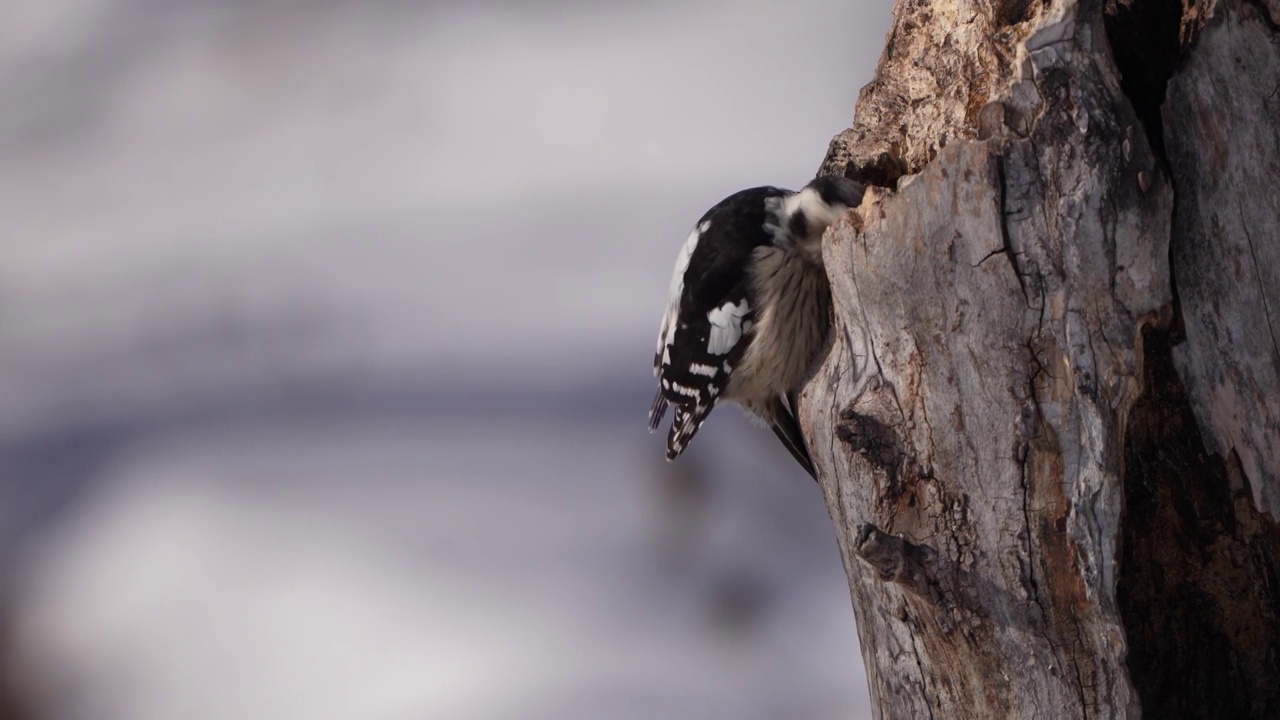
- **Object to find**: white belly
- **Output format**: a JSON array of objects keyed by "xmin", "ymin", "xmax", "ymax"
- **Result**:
[{"xmin": 724, "ymin": 245, "xmax": 831, "ymax": 415}]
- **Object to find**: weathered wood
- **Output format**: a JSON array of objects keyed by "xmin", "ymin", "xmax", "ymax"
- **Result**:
[
  {"xmin": 1116, "ymin": 3, "xmax": 1280, "ymax": 717},
  {"xmin": 802, "ymin": 0, "xmax": 1280, "ymax": 716},
  {"xmin": 1164, "ymin": 0, "xmax": 1280, "ymax": 518}
]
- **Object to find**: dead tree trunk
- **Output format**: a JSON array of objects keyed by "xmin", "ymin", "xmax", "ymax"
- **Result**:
[{"xmin": 800, "ymin": 0, "xmax": 1280, "ymax": 717}]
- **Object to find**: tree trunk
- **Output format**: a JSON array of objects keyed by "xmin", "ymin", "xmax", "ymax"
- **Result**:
[{"xmin": 801, "ymin": 0, "xmax": 1280, "ymax": 717}]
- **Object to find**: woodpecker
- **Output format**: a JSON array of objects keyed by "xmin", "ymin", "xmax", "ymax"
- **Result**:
[{"xmin": 649, "ymin": 175, "xmax": 866, "ymax": 480}]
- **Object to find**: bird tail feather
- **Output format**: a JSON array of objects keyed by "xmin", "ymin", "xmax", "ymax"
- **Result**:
[{"xmin": 768, "ymin": 395, "xmax": 816, "ymax": 481}]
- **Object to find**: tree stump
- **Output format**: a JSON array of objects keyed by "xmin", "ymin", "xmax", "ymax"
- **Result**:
[{"xmin": 800, "ymin": 0, "xmax": 1280, "ymax": 716}]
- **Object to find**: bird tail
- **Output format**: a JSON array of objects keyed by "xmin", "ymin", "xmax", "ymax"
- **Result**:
[
  {"xmin": 767, "ymin": 394, "xmax": 816, "ymax": 481},
  {"xmin": 666, "ymin": 405, "xmax": 707, "ymax": 460},
  {"xmin": 648, "ymin": 391, "xmax": 669, "ymax": 432}
]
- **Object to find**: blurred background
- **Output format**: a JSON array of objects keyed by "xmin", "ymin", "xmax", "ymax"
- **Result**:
[{"xmin": 0, "ymin": 1, "xmax": 891, "ymax": 717}]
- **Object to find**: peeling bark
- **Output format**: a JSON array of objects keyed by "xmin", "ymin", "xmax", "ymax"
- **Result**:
[{"xmin": 803, "ymin": 0, "xmax": 1280, "ymax": 716}]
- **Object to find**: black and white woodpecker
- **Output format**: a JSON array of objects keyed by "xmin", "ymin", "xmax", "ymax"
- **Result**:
[{"xmin": 649, "ymin": 175, "xmax": 867, "ymax": 480}]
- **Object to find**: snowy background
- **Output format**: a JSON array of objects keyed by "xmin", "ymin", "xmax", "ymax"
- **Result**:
[{"xmin": 0, "ymin": 1, "xmax": 891, "ymax": 717}]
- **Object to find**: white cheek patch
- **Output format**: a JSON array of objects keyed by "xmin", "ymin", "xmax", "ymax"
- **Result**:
[
  {"xmin": 706, "ymin": 299, "xmax": 750, "ymax": 354},
  {"xmin": 779, "ymin": 187, "xmax": 845, "ymax": 245},
  {"xmin": 781, "ymin": 189, "xmax": 809, "ymax": 217},
  {"xmin": 787, "ymin": 187, "xmax": 839, "ymax": 225}
]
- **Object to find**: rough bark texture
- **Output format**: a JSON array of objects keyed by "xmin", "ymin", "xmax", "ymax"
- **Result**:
[
  {"xmin": 802, "ymin": 0, "xmax": 1280, "ymax": 717},
  {"xmin": 1164, "ymin": 2, "xmax": 1280, "ymax": 518}
]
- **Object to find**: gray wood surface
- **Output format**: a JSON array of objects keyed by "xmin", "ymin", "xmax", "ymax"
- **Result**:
[{"xmin": 804, "ymin": 0, "xmax": 1280, "ymax": 716}]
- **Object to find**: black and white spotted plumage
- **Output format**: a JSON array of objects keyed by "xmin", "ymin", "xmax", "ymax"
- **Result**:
[{"xmin": 649, "ymin": 175, "xmax": 867, "ymax": 480}]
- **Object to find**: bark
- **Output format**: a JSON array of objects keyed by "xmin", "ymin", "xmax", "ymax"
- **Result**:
[{"xmin": 801, "ymin": 0, "xmax": 1280, "ymax": 717}]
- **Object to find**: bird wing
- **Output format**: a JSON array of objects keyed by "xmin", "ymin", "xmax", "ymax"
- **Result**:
[
  {"xmin": 650, "ymin": 250, "xmax": 759, "ymax": 459},
  {"xmin": 649, "ymin": 187, "xmax": 789, "ymax": 460}
]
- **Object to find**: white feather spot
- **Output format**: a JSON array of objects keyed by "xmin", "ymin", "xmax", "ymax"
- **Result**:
[
  {"xmin": 689, "ymin": 363, "xmax": 718, "ymax": 377},
  {"xmin": 706, "ymin": 299, "xmax": 750, "ymax": 354},
  {"xmin": 672, "ymin": 383, "xmax": 700, "ymax": 398}
]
